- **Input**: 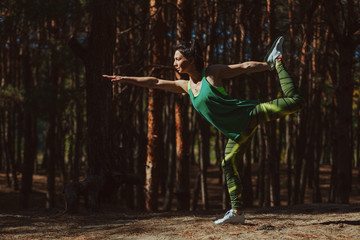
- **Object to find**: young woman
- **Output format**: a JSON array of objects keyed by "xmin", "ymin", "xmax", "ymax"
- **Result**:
[{"xmin": 103, "ymin": 36, "xmax": 304, "ymax": 224}]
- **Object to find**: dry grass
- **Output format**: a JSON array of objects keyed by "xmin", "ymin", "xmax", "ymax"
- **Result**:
[
  {"xmin": 1, "ymin": 165, "xmax": 360, "ymax": 239},
  {"xmin": 1, "ymin": 205, "xmax": 360, "ymax": 239}
]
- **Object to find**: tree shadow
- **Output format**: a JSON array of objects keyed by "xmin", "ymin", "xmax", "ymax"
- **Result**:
[
  {"xmin": 251, "ymin": 204, "xmax": 360, "ymax": 215},
  {"xmin": 321, "ymin": 220, "xmax": 360, "ymax": 226}
]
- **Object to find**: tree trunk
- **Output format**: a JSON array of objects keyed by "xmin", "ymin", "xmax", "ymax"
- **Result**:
[
  {"xmin": 163, "ymin": 94, "xmax": 176, "ymax": 211},
  {"xmin": 45, "ymin": 119, "xmax": 56, "ymax": 209},
  {"xmin": 69, "ymin": 0, "xmax": 116, "ymax": 212},
  {"xmin": 264, "ymin": 0, "xmax": 280, "ymax": 207},
  {"xmin": 292, "ymin": 0, "xmax": 319, "ymax": 205},
  {"xmin": 286, "ymin": 1, "xmax": 296, "ymax": 205},
  {"xmin": 15, "ymin": 106, "xmax": 23, "ymax": 190},
  {"xmin": 324, "ymin": 0, "xmax": 358, "ymax": 203},
  {"xmin": 175, "ymin": 95, "xmax": 190, "ymax": 210},
  {"xmin": 136, "ymin": 91, "xmax": 147, "ymax": 210},
  {"xmin": 247, "ymin": 0, "xmax": 265, "ymax": 207},
  {"xmin": 145, "ymin": 0, "xmax": 166, "ymax": 212},
  {"xmin": 310, "ymin": 22, "xmax": 322, "ymax": 203},
  {"xmin": 333, "ymin": 44, "xmax": 355, "ymax": 203},
  {"xmin": 175, "ymin": 0, "xmax": 192, "ymax": 211},
  {"xmin": 73, "ymin": 59, "xmax": 84, "ymax": 183},
  {"xmin": 20, "ymin": 37, "xmax": 37, "ymax": 209},
  {"xmin": 86, "ymin": 0, "xmax": 115, "ymax": 176},
  {"xmin": 46, "ymin": 46, "xmax": 61, "ymax": 209},
  {"xmin": 146, "ymin": 88, "xmax": 163, "ymax": 211},
  {"xmin": 285, "ymin": 116, "xmax": 294, "ymax": 205},
  {"xmin": 198, "ymin": 118, "xmax": 209, "ymax": 210}
]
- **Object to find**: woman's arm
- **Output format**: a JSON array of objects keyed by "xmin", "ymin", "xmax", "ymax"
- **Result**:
[
  {"xmin": 208, "ymin": 62, "xmax": 270, "ymax": 80},
  {"xmin": 103, "ymin": 75, "xmax": 188, "ymax": 94}
]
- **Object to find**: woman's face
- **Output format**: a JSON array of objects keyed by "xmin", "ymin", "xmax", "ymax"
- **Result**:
[{"xmin": 173, "ymin": 50, "xmax": 193, "ymax": 74}]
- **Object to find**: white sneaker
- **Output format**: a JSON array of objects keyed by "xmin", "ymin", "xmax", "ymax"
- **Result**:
[
  {"xmin": 214, "ymin": 210, "xmax": 245, "ymax": 225},
  {"xmin": 264, "ymin": 36, "xmax": 284, "ymax": 69}
]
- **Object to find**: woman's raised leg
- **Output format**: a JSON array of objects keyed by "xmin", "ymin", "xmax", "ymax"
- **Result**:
[{"xmin": 248, "ymin": 58, "xmax": 304, "ymax": 127}]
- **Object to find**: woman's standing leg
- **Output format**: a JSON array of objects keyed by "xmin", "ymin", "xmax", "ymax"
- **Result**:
[{"xmin": 214, "ymin": 127, "xmax": 256, "ymax": 224}]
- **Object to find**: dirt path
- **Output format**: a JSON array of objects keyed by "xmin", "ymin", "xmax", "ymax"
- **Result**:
[
  {"xmin": 1, "ymin": 166, "xmax": 360, "ymax": 239},
  {"xmin": 1, "ymin": 204, "xmax": 360, "ymax": 240}
]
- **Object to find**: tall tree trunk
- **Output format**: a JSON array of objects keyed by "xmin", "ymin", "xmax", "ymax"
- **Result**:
[
  {"xmin": 175, "ymin": 0, "xmax": 192, "ymax": 211},
  {"xmin": 310, "ymin": 18, "xmax": 323, "ymax": 203},
  {"xmin": 145, "ymin": 0, "xmax": 166, "ymax": 212},
  {"xmin": 248, "ymin": 0, "xmax": 265, "ymax": 207},
  {"xmin": 332, "ymin": 44, "xmax": 355, "ymax": 203},
  {"xmin": 86, "ymin": 0, "xmax": 115, "ymax": 176},
  {"xmin": 45, "ymin": 48, "xmax": 61, "ymax": 208},
  {"xmin": 198, "ymin": 118, "xmax": 209, "ymax": 210},
  {"xmin": 163, "ymin": 94, "xmax": 176, "ymax": 211},
  {"xmin": 45, "ymin": 117, "xmax": 57, "ymax": 209},
  {"xmin": 286, "ymin": 0, "xmax": 296, "ymax": 205},
  {"xmin": 69, "ymin": 0, "xmax": 116, "ymax": 211},
  {"xmin": 325, "ymin": 0, "xmax": 359, "ymax": 203},
  {"xmin": 293, "ymin": 0, "xmax": 319, "ymax": 204},
  {"xmin": 264, "ymin": 0, "xmax": 280, "ymax": 207},
  {"xmin": 136, "ymin": 92, "xmax": 147, "ymax": 210},
  {"xmin": 15, "ymin": 105, "xmax": 22, "ymax": 190},
  {"xmin": 20, "ymin": 35, "xmax": 37, "ymax": 209},
  {"xmin": 285, "ymin": 116, "xmax": 294, "ymax": 205},
  {"xmin": 73, "ymin": 59, "xmax": 84, "ymax": 183}
]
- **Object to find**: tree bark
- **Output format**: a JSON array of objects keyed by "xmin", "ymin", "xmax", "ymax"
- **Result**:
[
  {"xmin": 175, "ymin": 0, "xmax": 192, "ymax": 211},
  {"xmin": 20, "ymin": 35, "xmax": 37, "ymax": 209},
  {"xmin": 264, "ymin": 0, "xmax": 280, "ymax": 207},
  {"xmin": 324, "ymin": 0, "xmax": 359, "ymax": 203},
  {"xmin": 293, "ymin": 0, "xmax": 319, "ymax": 205},
  {"xmin": 73, "ymin": 59, "xmax": 84, "ymax": 183},
  {"xmin": 145, "ymin": 0, "xmax": 166, "ymax": 212},
  {"xmin": 69, "ymin": 0, "xmax": 116, "ymax": 211},
  {"xmin": 198, "ymin": 117, "xmax": 209, "ymax": 210},
  {"xmin": 45, "ymin": 40, "xmax": 61, "ymax": 209},
  {"xmin": 163, "ymin": 94, "xmax": 176, "ymax": 211}
]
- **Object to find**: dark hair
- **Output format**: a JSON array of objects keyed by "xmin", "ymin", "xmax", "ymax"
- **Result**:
[{"xmin": 175, "ymin": 39, "xmax": 204, "ymax": 72}]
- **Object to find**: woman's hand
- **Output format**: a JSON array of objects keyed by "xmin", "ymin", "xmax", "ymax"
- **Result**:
[
  {"xmin": 102, "ymin": 75, "xmax": 123, "ymax": 82},
  {"xmin": 102, "ymin": 74, "xmax": 188, "ymax": 94}
]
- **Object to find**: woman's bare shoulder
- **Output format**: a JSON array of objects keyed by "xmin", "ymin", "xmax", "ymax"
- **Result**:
[{"xmin": 205, "ymin": 64, "xmax": 226, "ymax": 84}]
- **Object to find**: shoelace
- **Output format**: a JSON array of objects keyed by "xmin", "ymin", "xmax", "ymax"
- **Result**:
[{"xmin": 223, "ymin": 210, "xmax": 232, "ymax": 217}]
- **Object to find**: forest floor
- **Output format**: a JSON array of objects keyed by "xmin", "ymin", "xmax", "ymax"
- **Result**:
[{"xmin": 1, "ymin": 164, "xmax": 360, "ymax": 240}]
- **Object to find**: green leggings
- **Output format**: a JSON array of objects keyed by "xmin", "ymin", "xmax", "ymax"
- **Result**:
[{"xmin": 222, "ymin": 62, "xmax": 304, "ymax": 210}]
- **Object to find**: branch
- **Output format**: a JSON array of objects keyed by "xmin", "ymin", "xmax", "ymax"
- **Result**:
[{"xmin": 117, "ymin": 5, "xmax": 163, "ymax": 36}]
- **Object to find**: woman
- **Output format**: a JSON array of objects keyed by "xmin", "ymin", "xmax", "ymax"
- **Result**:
[{"xmin": 103, "ymin": 36, "xmax": 304, "ymax": 224}]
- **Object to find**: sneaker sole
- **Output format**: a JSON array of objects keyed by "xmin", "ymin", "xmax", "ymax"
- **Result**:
[{"xmin": 264, "ymin": 36, "xmax": 284, "ymax": 62}]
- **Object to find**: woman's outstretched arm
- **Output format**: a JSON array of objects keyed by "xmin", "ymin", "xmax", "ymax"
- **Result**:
[
  {"xmin": 208, "ymin": 62, "xmax": 270, "ymax": 80},
  {"xmin": 103, "ymin": 75, "xmax": 189, "ymax": 94}
]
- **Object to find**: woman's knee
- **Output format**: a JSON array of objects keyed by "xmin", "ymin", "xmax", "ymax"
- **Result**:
[{"xmin": 221, "ymin": 159, "xmax": 230, "ymax": 169}]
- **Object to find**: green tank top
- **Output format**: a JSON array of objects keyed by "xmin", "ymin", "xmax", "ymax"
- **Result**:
[{"xmin": 188, "ymin": 68, "xmax": 259, "ymax": 141}]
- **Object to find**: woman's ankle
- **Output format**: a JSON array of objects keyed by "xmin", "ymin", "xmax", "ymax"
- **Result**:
[{"xmin": 233, "ymin": 209, "xmax": 243, "ymax": 215}]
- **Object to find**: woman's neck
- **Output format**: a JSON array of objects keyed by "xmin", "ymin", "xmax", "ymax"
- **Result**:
[{"xmin": 188, "ymin": 70, "xmax": 202, "ymax": 83}]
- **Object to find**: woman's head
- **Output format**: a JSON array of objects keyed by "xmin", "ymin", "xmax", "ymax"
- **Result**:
[{"xmin": 174, "ymin": 39, "xmax": 204, "ymax": 73}]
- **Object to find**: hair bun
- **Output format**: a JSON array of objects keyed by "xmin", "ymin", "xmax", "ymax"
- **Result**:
[{"xmin": 190, "ymin": 39, "xmax": 202, "ymax": 56}]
